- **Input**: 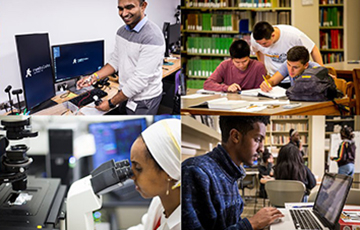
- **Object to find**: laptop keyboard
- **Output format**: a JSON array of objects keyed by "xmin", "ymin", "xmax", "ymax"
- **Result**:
[
  {"xmin": 290, "ymin": 209, "xmax": 322, "ymax": 230},
  {"xmin": 69, "ymin": 88, "xmax": 108, "ymax": 107}
]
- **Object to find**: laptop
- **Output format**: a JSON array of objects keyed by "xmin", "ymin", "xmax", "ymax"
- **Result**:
[{"xmin": 271, "ymin": 173, "xmax": 353, "ymax": 230}]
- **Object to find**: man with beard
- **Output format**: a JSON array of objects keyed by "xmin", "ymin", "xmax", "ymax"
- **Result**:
[
  {"xmin": 77, "ymin": 0, "xmax": 165, "ymax": 115},
  {"xmin": 182, "ymin": 116, "xmax": 284, "ymax": 230}
]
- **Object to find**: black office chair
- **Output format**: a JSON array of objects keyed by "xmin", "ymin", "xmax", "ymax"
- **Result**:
[{"xmin": 238, "ymin": 174, "xmax": 256, "ymax": 205}]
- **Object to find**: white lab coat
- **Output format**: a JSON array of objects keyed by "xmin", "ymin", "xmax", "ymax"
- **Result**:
[{"xmin": 127, "ymin": 197, "xmax": 181, "ymax": 230}]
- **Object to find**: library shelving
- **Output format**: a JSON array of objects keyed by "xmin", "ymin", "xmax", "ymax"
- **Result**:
[
  {"xmin": 181, "ymin": 0, "xmax": 292, "ymax": 89},
  {"xmin": 265, "ymin": 116, "xmax": 309, "ymax": 163},
  {"xmin": 319, "ymin": 0, "xmax": 360, "ymax": 63}
]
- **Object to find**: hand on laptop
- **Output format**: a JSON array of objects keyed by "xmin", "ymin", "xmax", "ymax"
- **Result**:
[
  {"xmin": 260, "ymin": 80, "xmax": 273, "ymax": 92},
  {"xmin": 95, "ymin": 100, "xmax": 110, "ymax": 111},
  {"xmin": 249, "ymin": 207, "xmax": 284, "ymax": 230},
  {"xmin": 76, "ymin": 75, "xmax": 97, "ymax": 89},
  {"xmin": 227, "ymin": 83, "xmax": 241, "ymax": 92}
]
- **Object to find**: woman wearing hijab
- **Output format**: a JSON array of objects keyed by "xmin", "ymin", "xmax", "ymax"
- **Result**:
[
  {"xmin": 128, "ymin": 119, "xmax": 181, "ymax": 230},
  {"xmin": 331, "ymin": 126, "xmax": 356, "ymax": 176}
]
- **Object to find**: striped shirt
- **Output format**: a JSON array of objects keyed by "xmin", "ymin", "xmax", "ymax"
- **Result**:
[{"xmin": 108, "ymin": 17, "xmax": 165, "ymax": 101}]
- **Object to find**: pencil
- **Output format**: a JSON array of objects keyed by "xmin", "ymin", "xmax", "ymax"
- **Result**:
[{"xmin": 262, "ymin": 75, "xmax": 271, "ymax": 87}]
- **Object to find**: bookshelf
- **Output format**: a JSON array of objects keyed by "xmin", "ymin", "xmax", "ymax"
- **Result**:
[
  {"xmin": 181, "ymin": 115, "xmax": 221, "ymax": 161},
  {"xmin": 181, "ymin": 0, "xmax": 292, "ymax": 89},
  {"xmin": 265, "ymin": 116, "xmax": 309, "ymax": 164},
  {"xmin": 318, "ymin": 0, "xmax": 360, "ymax": 64}
]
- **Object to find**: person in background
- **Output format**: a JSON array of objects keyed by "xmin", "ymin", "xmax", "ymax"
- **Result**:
[
  {"xmin": 77, "ymin": 0, "xmax": 165, "ymax": 115},
  {"xmin": 275, "ymin": 144, "xmax": 316, "ymax": 201},
  {"xmin": 251, "ymin": 21, "xmax": 323, "ymax": 78},
  {"xmin": 182, "ymin": 116, "xmax": 284, "ymax": 230},
  {"xmin": 203, "ymin": 39, "xmax": 266, "ymax": 92},
  {"xmin": 258, "ymin": 148, "xmax": 274, "ymax": 198},
  {"xmin": 128, "ymin": 119, "xmax": 180, "ymax": 230},
  {"xmin": 288, "ymin": 128, "xmax": 305, "ymax": 157},
  {"xmin": 260, "ymin": 46, "xmax": 320, "ymax": 92},
  {"xmin": 331, "ymin": 126, "xmax": 356, "ymax": 176}
]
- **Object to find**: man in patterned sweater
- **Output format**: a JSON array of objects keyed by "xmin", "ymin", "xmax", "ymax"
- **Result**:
[
  {"xmin": 77, "ymin": 0, "xmax": 165, "ymax": 115},
  {"xmin": 182, "ymin": 116, "xmax": 284, "ymax": 230}
]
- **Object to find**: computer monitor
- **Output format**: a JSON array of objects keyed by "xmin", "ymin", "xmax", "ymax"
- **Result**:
[
  {"xmin": 15, "ymin": 33, "xmax": 56, "ymax": 113},
  {"xmin": 163, "ymin": 22, "xmax": 181, "ymax": 57},
  {"xmin": 88, "ymin": 118, "xmax": 147, "ymax": 169},
  {"xmin": 51, "ymin": 40, "xmax": 104, "ymax": 85},
  {"xmin": 153, "ymin": 115, "xmax": 180, "ymax": 123}
]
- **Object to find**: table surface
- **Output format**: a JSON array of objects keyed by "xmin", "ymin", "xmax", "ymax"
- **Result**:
[
  {"xmin": 181, "ymin": 89, "xmax": 349, "ymax": 116},
  {"xmin": 325, "ymin": 61, "xmax": 360, "ymax": 73}
]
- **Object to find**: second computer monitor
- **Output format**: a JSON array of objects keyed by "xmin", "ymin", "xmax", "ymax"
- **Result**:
[{"xmin": 52, "ymin": 40, "xmax": 104, "ymax": 84}]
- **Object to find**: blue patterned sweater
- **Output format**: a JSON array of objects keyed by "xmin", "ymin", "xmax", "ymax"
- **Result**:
[{"xmin": 182, "ymin": 144, "xmax": 253, "ymax": 230}]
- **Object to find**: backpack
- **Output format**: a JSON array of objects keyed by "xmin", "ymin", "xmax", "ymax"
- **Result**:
[{"xmin": 286, "ymin": 66, "xmax": 343, "ymax": 102}]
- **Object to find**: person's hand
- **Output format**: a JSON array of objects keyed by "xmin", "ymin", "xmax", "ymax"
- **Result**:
[
  {"xmin": 227, "ymin": 83, "xmax": 241, "ymax": 92},
  {"xmin": 260, "ymin": 80, "xmax": 272, "ymax": 92},
  {"xmin": 249, "ymin": 207, "xmax": 284, "ymax": 230},
  {"xmin": 76, "ymin": 75, "xmax": 97, "ymax": 89},
  {"xmin": 330, "ymin": 156, "xmax": 334, "ymax": 161},
  {"xmin": 95, "ymin": 100, "xmax": 110, "ymax": 111}
]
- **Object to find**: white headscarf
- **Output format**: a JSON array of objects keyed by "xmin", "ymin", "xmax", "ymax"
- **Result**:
[{"xmin": 141, "ymin": 119, "xmax": 181, "ymax": 183}]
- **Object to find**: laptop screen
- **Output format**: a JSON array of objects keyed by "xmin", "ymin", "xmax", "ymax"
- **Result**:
[{"xmin": 313, "ymin": 173, "xmax": 353, "ymax": 228}]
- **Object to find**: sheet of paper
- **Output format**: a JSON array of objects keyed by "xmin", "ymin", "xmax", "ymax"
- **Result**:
[
  {"xmin": 250, "ymin": 100, "xmax": 290, "ymax": 106},
  {"xmin": 79, "ymin": 102, "xmax": 107, "ymax": 115},
  {"xmin": 196, "ymin": 89, "xmax": 224, "ymax": 95},
  {"xmin": 258, "ymin": 86, "xmax": 287, "ymax": 99},
  {"xmin": 233, "ymin": 105, "xmax": 267, "ymax": 112},
  {"xmin": 240, "ymin": 88, "xmax": 259, "ymax": 97},
  {"xmin": 181, "ymin": 94, "xmax": 213, "ymax": 99}
]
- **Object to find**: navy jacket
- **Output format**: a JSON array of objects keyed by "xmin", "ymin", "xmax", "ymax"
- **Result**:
[{"xmin": 182, "ymin": 144, "xmax": 253, "ymax": 230}]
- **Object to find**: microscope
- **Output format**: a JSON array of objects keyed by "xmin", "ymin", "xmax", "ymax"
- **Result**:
[
  {"xmin": 0, "ymin": 116, "xmax": 134, "ymax": 230},
  {"xmin": 0, "ymin": 116, "xmax": 37, "ymax": 191}
]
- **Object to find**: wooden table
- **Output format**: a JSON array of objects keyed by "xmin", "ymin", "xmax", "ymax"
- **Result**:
[
  {"xmin": 181, "ymin": 89, "xmax": 350, "ymax": 115},
  {"xmin": 34, "ymin": 81, "xmax": 119, "ymax": 115},
  {"xmin": 325, "ymin": 61, "xmax": 360, "ymax": 80},
  {"xmin": 163, "ymin": 55, "xmax": 181, "ymax": 78}
]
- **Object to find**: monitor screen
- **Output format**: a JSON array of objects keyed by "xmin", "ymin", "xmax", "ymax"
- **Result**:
[
  {"xmin": 88, "ymin": 118, "xmax": 147, "ymax": 169},
  {"xmin": 153, "ymin": 115, "xmax": 180, "ymax": 123},
  {"xmin": 168, "ymin": 23, "xmax": 181, "ymax": 45},
  {"xmin": 15, "ymin": 33, "xmax": 55, "ymax": 110},
  {"xmin": 313, "ymin": 173, "xmax": 353, "ymax": 227},
  {"xmin": 52, "ymin": 40, "xmax": 104, "ymax": 83}
]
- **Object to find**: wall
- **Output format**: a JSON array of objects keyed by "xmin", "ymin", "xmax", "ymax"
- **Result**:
[
  {"xmin": 291, "ymin": 0, "xmax": 319, "ymax": 52},
  {"xmin": 0, "ymin": 0, "xmax": 180, "ymax": 104},
  {"xmin": 344, "ymin": 0, "xmax": 360, "ymax": 60}
]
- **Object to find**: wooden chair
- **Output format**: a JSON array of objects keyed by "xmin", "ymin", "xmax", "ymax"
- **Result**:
[
  {"xmin": 327, "ymin": 66, "xmax": 355, "ymax": 114},
  {"xmin": 352, "ymin": 69, "xmax": 360, "ymax": 115}
]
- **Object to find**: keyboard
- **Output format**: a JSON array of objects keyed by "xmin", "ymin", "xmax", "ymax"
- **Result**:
[
  {"xmin": 290, "ymin": 209, "xmax": 322, "ymax": 230},
  {"xmin": 69, "ymin": 88, "xmax": 108, "ymax": 107}
]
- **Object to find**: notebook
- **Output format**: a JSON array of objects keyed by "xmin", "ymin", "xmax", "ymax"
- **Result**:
[
  {"xmin": 240, "ymin": 86, "xmax": 287, "ymax": 99},
  {"xmin": 271, "ymin": 173, "xmax": 353, "ymax": 230}
]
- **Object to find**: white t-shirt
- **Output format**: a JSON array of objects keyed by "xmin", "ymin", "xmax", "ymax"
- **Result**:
[
  {"xmin": 127, "ymin": 197, "xmax": 181, "ymax": 230},
  {"xmin": 251, "ymin": 25, "xmax": 315, "ymax": 76}
]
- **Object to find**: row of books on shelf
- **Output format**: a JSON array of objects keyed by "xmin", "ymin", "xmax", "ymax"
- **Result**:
[
  {"xmin": 271, "ymin": 135, "xmax": 308, "ymax": 145},
  {"xmin": 187, "ymin": 36, "xmax": 234, "ymax": 55},
  {"xmin": 273, "ymin": 115, "xmax": 307, "ymax": 119},
  {"xmin": 319, "ymin": 0, "xmax": 343, "ymax": 4},
  {"xmin": 187, "ymin": 79, "xmax": 206, "ymax": 89},
  {"xmin": 320, "ymin": 30, "xmax": 343, "ymax": 49},
  {"xmin": 187, "ymin": 58, "xmax": 222, "ymax": 77},
  {"xmin": 319, "ymin": 7, "xmax": 342, "ymax": 27},
  {"xmin": 186, "ymin": 13, "xmax": 239, "ymax": 31},
  {"xmin": 271, "ymin": 123, "xmax": 308, "ymax": 131},
  {"xmin": 191, "ymin": 115, "xmax": 217, "ymax": 130},
  {"xmin": 255, "ymin": 11, "xmax": 290, "ymax": 25},
  {"xmin": 183, "ymin": 0, "xmax": 290, "ymax": 8},
  {"xmin": 322, "ymin": 52, "xmax": 343, "ymax": 64}
]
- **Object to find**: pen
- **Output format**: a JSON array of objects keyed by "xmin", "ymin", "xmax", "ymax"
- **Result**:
[
  {"xmin": 23, "ymin": 108, "xmax": 27, "ymax": 115},
  {"xmin": 262, "ymin": 75, "xmax": 271, "ymax": 88}
]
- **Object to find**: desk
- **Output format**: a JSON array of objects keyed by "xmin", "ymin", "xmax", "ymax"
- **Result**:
[
  {"xmin": 181, "ymin": 89, "xmax": 350, "ymax": 116},
  {"xmin": 325, "ymin": 61, "xmax": 360, "ymax": 80},
  {"xmin": 34, "ymin": 81, "xmax": 119, "ymax": 115},
  {"xmin": 162, "ymin": 55, "xmax": 181, "ymax": 78}
]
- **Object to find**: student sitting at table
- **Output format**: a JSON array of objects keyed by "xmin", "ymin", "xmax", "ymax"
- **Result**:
[
  {"xmin": 203, "ymin": 39, "xmax": 266, "ymax": 93},
  {"xmin": 260, "ymin": 46, "xmax": 320, "ymax": 92},
  {"xmin": 258, "ymin": 148, "xmax": 274, "ymax": 198},
  {"xmin": 274, "ymin": 144, "xmax": 316, "ymax": 201}
]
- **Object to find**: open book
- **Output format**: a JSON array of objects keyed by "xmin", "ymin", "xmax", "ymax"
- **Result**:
[
  {"xmin": 241, "ymin": 86, "xmax": 287, "ymax": 99},
  {"xmin": 190, "ymin": 97, "xmax": 249, "ymax": 110}
]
